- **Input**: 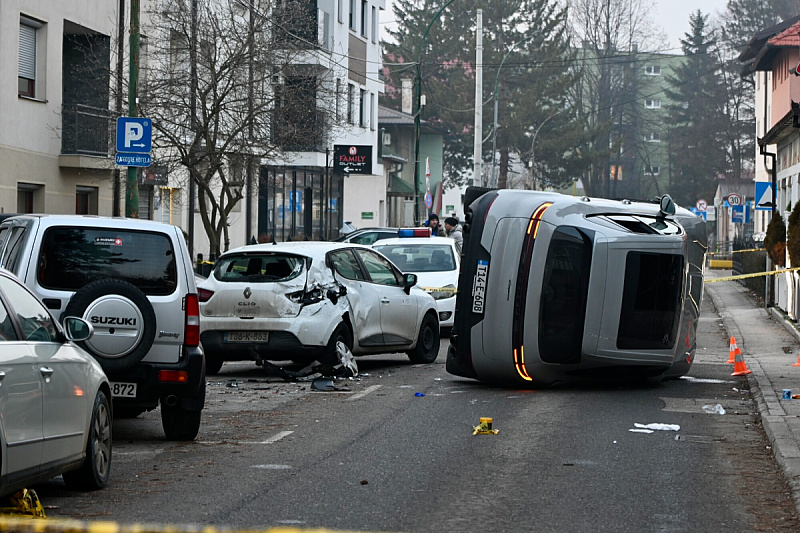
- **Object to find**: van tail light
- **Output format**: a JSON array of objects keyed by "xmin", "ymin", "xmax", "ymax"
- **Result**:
[
  {"xmin": 185, "ymin": 294, "xmax": 200, "ymax": 347},
  {"xmin": 512, "ymin": 202, "xmax": 553, "ymax": 382},
  {"xmin": 198, "ymin": 287, "xmax": 214, "ymax": 302}
]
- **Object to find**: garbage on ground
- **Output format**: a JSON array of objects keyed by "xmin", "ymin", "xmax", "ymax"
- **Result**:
[
  {"xmin": 310, "ymin": 377, "xmax": 351, "ymax": 392},
  {"xmin": 415, "ymin": 392, "xmax": 426, "ymax": 397},
  {"xmin": 702, "ymin": 404, "xmax": 726, "ymax": 415},
  {"xmin": 629, "ymin": 423, "xmax": 681, "ymax": 434}
]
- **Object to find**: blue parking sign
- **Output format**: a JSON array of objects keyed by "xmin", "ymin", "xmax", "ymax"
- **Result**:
[{"xmin": 116, "ymin": 117, "xmax": 152, "ymax": 153}]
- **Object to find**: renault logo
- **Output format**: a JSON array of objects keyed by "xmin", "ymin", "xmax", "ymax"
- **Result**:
[{"xmin": 243, "ymin": 287, "xmax": 252, "ymax": 299}]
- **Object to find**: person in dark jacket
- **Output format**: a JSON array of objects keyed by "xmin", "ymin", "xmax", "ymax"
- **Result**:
[{"xmin": 424, "ymin": 213, "xmax": 445, "ymax": 236}]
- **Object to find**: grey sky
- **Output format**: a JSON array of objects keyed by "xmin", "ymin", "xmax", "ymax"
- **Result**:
[{"xmin": 381, "ymin": 0, "xmax": 731, "ymax": 53}]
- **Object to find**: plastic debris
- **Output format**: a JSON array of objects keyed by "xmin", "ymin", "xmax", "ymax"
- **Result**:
[
  {"xmin": 310, "ymin": 378, "xmax": 351, "ymax": 392},
  {"xmin": 631, "ymin": 423, "xmax": 680, "ymax": 432},
  {"xmin": 473, "ymin": 417, "xmax": 499, "ymax": 435},
  {"xmin": 702, "ymin": 404, "xmax": 726, "ymax": 415},
  {"xmin": 227, "ymin": 380, "xmax": 239, "ymax": 388},
  {"xmin": 414, "ymin": 392, "xmax": 426, "ymax": 397}
]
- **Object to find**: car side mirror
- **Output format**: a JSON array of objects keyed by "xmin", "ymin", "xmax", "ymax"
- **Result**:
[
  {"xmin": 403, "ymin": 273, "xmax": 418, "ymax": 294},
  {"xmin": 659, "ymin": 194, "xmax": 676, "ymax": 217},
  {"xmin": 63, "ymin": 316, "xmax": 93, "ymax": 342}
]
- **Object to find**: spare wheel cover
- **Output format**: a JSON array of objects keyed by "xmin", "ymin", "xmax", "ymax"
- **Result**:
[{"xmin": 82, "ymin": 295, "xmax": 146, "ymax": 358}]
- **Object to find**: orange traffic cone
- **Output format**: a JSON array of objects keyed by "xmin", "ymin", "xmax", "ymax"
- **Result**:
[
  {"xmin": 726, "ymin": 337, "xmax": 740, "ymax": 364},
  {"xmin": 792, "ymin": 353, "xmax": 800, "ymax": 367},
  {"xmin": 731, "ymin": 349, "xmax": 752, "ymax": 376}
]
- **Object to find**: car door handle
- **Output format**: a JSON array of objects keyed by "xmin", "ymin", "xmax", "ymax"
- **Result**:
[
  {"xmin": 381, "ymin": 297, "xmax": 390, "ymax": 304},
  {"xmin": 39, "ymin": 367, "xmax": 54, "ymax": 377}
]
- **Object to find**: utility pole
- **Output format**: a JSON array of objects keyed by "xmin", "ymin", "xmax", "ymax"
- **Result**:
[
  {"xmin": 114, "ymin": 0, "xmax": 125, "ymax": 216},
  {"xmin": 472, "ymin": 9, "xmax": 482, "ymax": 187},
  {"xmin": 413, "ymin": 0, "xmax": 455, "ymax": 225},
  {"xmin": 125, "ymin": 0, "xmax": 140, "ymax": 217},
  {"xmin": 245, "ymin": 0, "xmax": 255, "ymax": 243}
]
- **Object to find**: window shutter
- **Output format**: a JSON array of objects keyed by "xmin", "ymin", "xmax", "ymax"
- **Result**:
[{"xmin": 19, "ymin": 23, "xmax": 36, "ymax": 80}]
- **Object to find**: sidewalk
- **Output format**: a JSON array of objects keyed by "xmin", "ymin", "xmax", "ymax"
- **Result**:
[{"xmin": 705, "ymin": 270, "xmax": 800, "ymax": 512}]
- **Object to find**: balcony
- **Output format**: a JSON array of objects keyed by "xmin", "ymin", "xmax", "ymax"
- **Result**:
[
  {"xmin": 272, "ymin": 108, "xmax": 328, "ymax": 153},
  {"xmin": 59, "ymin": 104, "xmax": 114, "ymax": 169}
]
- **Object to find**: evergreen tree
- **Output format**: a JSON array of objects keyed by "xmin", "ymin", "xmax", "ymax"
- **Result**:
[
  {"xmin": 664, "ymin": 11, "xmax": 727, "ymax": 207},
  {"xmin": 383, "ymin": 0, "xmax": 581, "ymax": 190}
]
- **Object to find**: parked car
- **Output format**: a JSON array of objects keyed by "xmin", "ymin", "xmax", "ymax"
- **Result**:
[
  {"xmin": 335, "ymin": 227, "xmax": 399, "ymax": 245},
  {"xmin": 447, "ymin": 188, "xmax": 707, "ymax": 388},
  {"xmin": 0, "ymin": 215, "xmax": 205, "ymax": 441},
  {"xmin": 373, "ymin": 234, "xmax": 460, "ymax": 331},
  {"xmin": 0, "ymin": 269, "xmax": 111, "ymax": 496},
  {"xmin": 197, "ymin": 242, "xmax": 440, "ymax": 374}
]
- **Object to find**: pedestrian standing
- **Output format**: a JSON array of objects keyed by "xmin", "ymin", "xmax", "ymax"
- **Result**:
[
  {"xmin": 425, "ymin": 213, "xmax": 445, "ymax": 236},
  {"xmin": 444, "ymin": 217, "xmax": 463, "ymax": 247}
]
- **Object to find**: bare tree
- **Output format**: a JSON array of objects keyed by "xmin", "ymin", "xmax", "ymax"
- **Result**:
[
  {"xmin": 138, "ymin": 0, "xmax": 341, "ymax": 255},
  {"xmin": 566, "ymin": 0, "xmax": 667, "ymax": 198}
]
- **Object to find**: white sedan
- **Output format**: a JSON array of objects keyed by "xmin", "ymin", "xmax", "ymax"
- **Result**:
[
  {"xmin": 0, "ymin": 269, "xmax": 111, "ymax": 496},
  {"xmin": 373, "ymin": 235, "xmax": 460, "ymax": 330},
  {"xmin": 197, "ymin": 242, "xmax": 441, "ymax": 375}
]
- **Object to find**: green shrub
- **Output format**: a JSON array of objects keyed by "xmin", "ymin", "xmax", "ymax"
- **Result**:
[
  {"xmin": 765, "ymin": 211, "xmax": 786, "ymax": 267},
  {"xmin": 789, "ymin": 202, "xmax": 800, "ymax": 267}
]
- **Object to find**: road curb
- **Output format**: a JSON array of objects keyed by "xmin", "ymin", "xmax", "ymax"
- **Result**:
[{"xmin": 705, "ymin": 282, "xmax": 800, "ymax": 515}]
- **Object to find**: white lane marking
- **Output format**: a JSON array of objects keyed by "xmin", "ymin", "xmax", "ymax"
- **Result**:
[
  {"xmin": 349, "ymin": 384, "xmax": 382, "ymax": 401},
  {"xmin": 197, "ymin": 430, "xmax": 294, "ymax": 445},
  {"xmin": 252, "ymin": 464, "xmax": 292, "ymax": 469},
  {"xmin": 259, "ymin": 430, "xmax": 294, "ymax": 444}
]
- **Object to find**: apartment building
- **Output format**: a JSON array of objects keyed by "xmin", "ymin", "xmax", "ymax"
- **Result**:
[{"xmin": 1, "ymin": 0, "xmax": 118, "ymax": 216}]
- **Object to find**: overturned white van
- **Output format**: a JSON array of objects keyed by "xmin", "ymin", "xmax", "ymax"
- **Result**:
[{"xmin": 446, "ymin": 188, "xmax": 707, "ymax": 387}]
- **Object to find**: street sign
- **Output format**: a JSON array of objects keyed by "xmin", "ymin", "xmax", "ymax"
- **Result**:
[
  {"xmin": 727, "ymin": 193, "xmax": 742, "ymax": 206},
  {"xmin": 425, "ymin": 192, "xmax": 433, "ymax": 209},
  {"xmin": 696, "ymin": 199, "xmax": 707, "ymax": 212},
  {"xmin": 755, "ymin": 182, "xmax": 774, "ymax": 211},
  {"xmin": 115, "ymin": 153, "xmax": 152, "ymax": 167},
  {"xmin": 333, "ymin": 145, "xmax": 373, "ymax": 175},
  {"xmin": 116, "ymin": 117, "xmax": 152, "ymax": 153},
  {"xmin": 731, "ymin": 204, "xmax": 744, "ymax": 224}
]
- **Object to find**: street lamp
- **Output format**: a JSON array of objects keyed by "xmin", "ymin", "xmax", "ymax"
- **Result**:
[
  {"xmin": 491, "ymin": 30, "xmax": 542, "ymax": 188},
  {"xmin": 527, "ymin": 109, "xmax": 560, "ymax": 190},
  {"xmin": 413, "ymin": 0, "xmax": 455, "ymax": 225}
]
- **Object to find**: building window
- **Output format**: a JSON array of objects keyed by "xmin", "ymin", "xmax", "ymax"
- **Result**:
[
  {"xmin": 361, "ymin": 1, "xmax": 368, "ymax": 37},
  {"xmin": 76, "ymin": 186, "xmax": 98, "ymax": 215},
  {"xmin": 349, "ymin": 0, "xmax": 356, "ymax": 30},
  {"xmin": 644, "ymin": 132, "xmax": 661, "ymax": 143},
  {"xmin": 360, "ymin": 88, "xmax": 367, "ymax": 127},
  {"xmin": 19, "ymin": 17, "xmax": 44, "ymax": 98},
  {"xmin": 17, "ymin": 183, "xmax": 42, "ymax": 213},
  {"xmin": 370, "ymin": 92, "xmax": 376, "ymax": 131},
  {"xmin": 348, "ymin": 84, "xmax": 355, "ymax": 124},
  {"xmin": 644, "ymin": 166, "xmax": 660, "ymax": 175},
  {"xmin": 610, "ymin": 165, "xmax": 623, "ymax": 181},
  {"xmin": 645, "ymin": 65, "xmax": 661, "ymax": 76},
  {"xmin": 371, "ymin": 6, "xmax": 377, "ymax": 43},
  {"xmin": 644, "ymin": 99, "xmax": 661, "ymax": 109}
]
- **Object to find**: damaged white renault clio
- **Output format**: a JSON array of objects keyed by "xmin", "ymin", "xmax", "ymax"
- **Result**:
[{"xmin": 198, "ymin": 242, "xmax": 441, "ymax": 374}]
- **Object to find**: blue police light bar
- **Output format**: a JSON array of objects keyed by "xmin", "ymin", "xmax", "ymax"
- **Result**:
[{"xmin": 398, "ymin": 228, "xmax": 431, "ymax": 237}]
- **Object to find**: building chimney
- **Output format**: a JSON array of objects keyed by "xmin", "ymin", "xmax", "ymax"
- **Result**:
[{"xmin": 402, "ymin": 78, "xmax": 413, "ymax": 114}]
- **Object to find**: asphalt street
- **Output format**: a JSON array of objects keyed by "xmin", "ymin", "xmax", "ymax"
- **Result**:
[{"xmin": 29, "ymin": 292, "xmax": 800, "ymax": 533}]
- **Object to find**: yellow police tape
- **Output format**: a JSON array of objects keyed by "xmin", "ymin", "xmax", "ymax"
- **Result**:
[
  {"xmin": 705, "ymin": 266, "xmax": 800, "ymax": 283},
  {"xmin": 419, "ymin": 286, "xmax": 458, "ymax": 294},
  {"xmin": 0, "ymin": 517, "xmax": 376, "ymax": 533},
  {"xmin": 707, "ymin": 248, "xmax": 764, "ymax": 256}
]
